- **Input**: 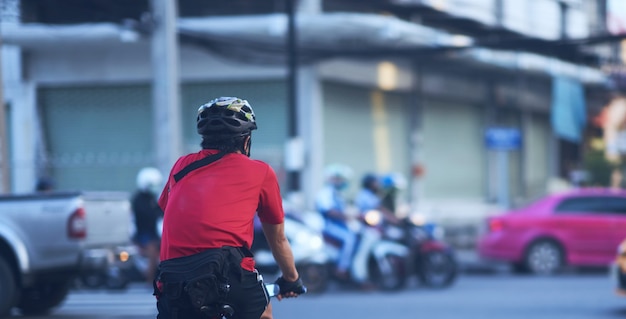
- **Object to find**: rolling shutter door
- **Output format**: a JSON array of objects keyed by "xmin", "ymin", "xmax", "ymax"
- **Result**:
[
  {"xmin": 322, "ymin": 82, "xmax": 410, "ymax": 195},
  {"xmin": 421, "ymin": 100, "xmax": 485, "ymax": 199},
  {"xmin": 39, "ymin": 85, "xmax": 152, "ymax": 192},
  {"xmin": 525, "ymin": 113, "xmax": 550, "ymax": 197}
]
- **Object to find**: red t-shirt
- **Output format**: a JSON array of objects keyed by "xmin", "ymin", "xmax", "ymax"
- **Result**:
[{"xmin": 158, "ymin": 149, "xmax": 284, "ymax": 271}]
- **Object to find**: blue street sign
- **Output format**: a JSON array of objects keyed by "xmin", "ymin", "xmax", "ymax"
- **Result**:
[{"xmin": 485, "ymin": 127, "xmax": 522, "ymax": 151}]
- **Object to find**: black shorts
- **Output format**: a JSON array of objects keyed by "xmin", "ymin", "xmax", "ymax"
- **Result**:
[{"xmin": 155, "ymin": 249, "xmax": 269, "ymax": 319}]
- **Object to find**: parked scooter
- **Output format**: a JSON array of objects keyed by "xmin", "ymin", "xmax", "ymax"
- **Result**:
[
  {"xmin": 384, "ymin": 214, "xmax": 458, "ymax": 288},
  {"xmin": 251, "ymin": 214, "xmax": 330, "ymax": 294}
]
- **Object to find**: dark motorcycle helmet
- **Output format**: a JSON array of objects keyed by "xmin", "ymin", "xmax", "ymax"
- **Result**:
[
  {"xmin": 196, "ymin": 97, "xmax": 257, "ymax": 136},
  {"xmin": 361, "ymin": 173, "xmax": 379, "ymax": 190}
]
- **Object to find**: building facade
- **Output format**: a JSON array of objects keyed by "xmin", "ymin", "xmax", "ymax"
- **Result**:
[{"xmin": 2, "ymin": 0, "xmax": 620, "ymax": 235}]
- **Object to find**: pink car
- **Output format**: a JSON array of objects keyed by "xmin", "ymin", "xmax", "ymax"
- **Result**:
[{"xmin": 478, "ymin": 188, "xmax": 626, "ymax": 274}]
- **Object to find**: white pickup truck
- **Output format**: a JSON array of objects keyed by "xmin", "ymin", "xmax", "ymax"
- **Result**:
[{"xmin": 0, "ymin": 191, "xmax": 132, "ymax": 317}]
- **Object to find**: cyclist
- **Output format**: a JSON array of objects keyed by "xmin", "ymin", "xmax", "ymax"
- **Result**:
[
  {"xmin": 156, "ymin": 97, "xmax": 304, "ymax": 319},
  {"xmin": 131, "ymin": 167, "xmax": 164, "ymax": 286}
]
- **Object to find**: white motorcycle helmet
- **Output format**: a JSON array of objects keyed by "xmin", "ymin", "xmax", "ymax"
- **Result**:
[
  {"xmin": 136, "ymin": 167, "xmax": 163, "ymax": 194},
  {"xmin": 324, "ymin": 163, "xmax": 353, "ymax": 190}
]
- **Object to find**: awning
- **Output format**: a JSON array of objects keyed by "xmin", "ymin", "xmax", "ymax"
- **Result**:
[{"xmin": 1, "ymin": 13, "xmax": 609, "ymax": 85}]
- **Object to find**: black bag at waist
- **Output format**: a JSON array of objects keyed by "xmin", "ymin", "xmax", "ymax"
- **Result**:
[{"xmin": 157, "ymin": 246, "xmax": 252, "ymax": 283}]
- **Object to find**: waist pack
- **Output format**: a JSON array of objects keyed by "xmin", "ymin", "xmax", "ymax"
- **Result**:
[{"xmin": 156, "ymin": 246, "xmax": 251, "ymax": 318}]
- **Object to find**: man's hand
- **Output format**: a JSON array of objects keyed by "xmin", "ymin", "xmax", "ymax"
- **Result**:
[{"xmin": 274, "ymin": 276, "xmax": 307, "ymax": 300}]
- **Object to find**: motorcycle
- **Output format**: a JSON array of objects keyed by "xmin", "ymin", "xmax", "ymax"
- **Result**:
[
  {"xmin": 251, "ymin": 214, "xmax": 330, "ymax": 294},
  {"xmin": 80, "ymin": 218, "xmax": 161, "ymax": 290},
  {"xmin": 316, "ymin": 209, "xmax": 410, "ymax": 291},
  {"xmin": 384, "ymin": 213, "xmax": 458, "ymax": 288},
  {"xmin": 77, "ymin": 244, "xmax": 142, "ymax": 290}
]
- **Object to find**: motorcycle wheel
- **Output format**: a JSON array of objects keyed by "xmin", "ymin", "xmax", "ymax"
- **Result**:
[
  {"xmin": 417, "ymin": 251, "xmax": 457, "ymax": 288},
  {"xmin": 369, "ymin": 254, "xmax": 407, "ymax": 291},
  {"xmin": 105, "ymin": 266, "xmax": 130, "ymax": 290},
  {"xmin": 297, "ymin": 264, "xmax": 329, "ymax": 294},
  {"xmin": 80, "ymin": 272, "xmax": 106, "ymax": 289}
]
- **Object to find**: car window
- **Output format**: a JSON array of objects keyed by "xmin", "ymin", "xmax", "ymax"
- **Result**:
[{"xmin": 554, "ymin": 196, "xmax": 626, "ymax": 214}]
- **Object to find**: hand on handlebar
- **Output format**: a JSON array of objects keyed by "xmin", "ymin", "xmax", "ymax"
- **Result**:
[{"xmin": 274, "ymin": 276, "xmax": 307, "ymax": 300}]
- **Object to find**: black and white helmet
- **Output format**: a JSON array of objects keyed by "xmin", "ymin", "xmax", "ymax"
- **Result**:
[{"xmin": 197, "ymin": 97, "xmax": 257, "ymax": 136}]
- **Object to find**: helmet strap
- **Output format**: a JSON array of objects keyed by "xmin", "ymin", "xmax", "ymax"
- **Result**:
[{"xmin": 242, "ymin": 135, "xmax": 252, "ymax": 157}]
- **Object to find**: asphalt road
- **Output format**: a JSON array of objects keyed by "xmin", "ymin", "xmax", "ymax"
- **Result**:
[{"xmin": 10, "ymin": 271, "xmax": 626, "ymax": 319}]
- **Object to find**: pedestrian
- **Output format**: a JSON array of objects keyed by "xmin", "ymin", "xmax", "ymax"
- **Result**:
[
  {"xmin": 156, "ymin": 97, "xmax": 305, "ymax": 319},
  {"xmin": 131, "ymin": 166, "xmax": 164, "ymax": 287}
]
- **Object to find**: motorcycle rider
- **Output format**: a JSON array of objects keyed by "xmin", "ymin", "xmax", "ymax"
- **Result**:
[
  {"xmin": 156, "ymin": 97, "xmax": 304, "ymax": 319},
  {"xmin": 131, "ymin": 167, "xmax": 164, "ymax": 286},
  {"xmin": 351, "ymin": 173, "xmax": 400, "ymax": 289},
  {"xmin": 380, "ymin": 172, "xmax": 408, "ymax": 217},
  {"xmin": 355, "ymin": 173, "xmax": 398, "ymax": 223},
  {"xmin": 315, "ymin": 164, "xmax": 357, "ymax": 280}
]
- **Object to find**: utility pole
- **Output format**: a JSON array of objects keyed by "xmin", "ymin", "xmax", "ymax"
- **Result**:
[
  {"xmin": 151, "ymin": 0, "xmax": 182, "ymax": 175},
  {"xmin": 0, "ymin": 38, "xmax": 10, "ymax": 194},
  {"xmin": 285, "ymin": 0, "xmax": 301, "ymax": 193},
  {"xmin": 0, "ymin": 0, "xmax": 19, "ymax": 193}
]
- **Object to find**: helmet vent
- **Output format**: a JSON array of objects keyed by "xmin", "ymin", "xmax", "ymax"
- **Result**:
[{"xmin": 224, "ymin": 118, "xmax": 241, "ymax": 127}]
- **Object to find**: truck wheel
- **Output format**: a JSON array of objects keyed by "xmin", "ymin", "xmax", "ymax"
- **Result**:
[
  {"xmin": 0, "ymin": 257, "xmax": 18, "ymax": 317},
  {"xmin": 17, "ymin": 282, "xmax": 70, "ymax": 316}
]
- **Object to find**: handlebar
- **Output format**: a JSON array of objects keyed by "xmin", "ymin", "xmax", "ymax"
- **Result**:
[
  {"xmin": 265, "ymin": 283, "xmax": 280, "ymax": 298},
  {"xmin": 265, "ymin": 282, "xmax": 308, "ymax": 298}
]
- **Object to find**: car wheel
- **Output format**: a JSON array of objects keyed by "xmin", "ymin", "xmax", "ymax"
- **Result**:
[
  {"xmin": 524, "ymin": 240, "xmax": 564, "ymax": 275},
  {"xmin": 0, "ymin": 257, "xmax": 18, "ymax": 317}
]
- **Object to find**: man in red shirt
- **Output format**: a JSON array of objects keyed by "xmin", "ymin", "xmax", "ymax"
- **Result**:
[{"xmin": 156, "ymin": 97, "xmax": 304, "ymax": 319}]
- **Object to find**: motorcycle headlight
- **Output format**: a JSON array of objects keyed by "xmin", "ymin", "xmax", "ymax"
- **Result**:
[
  {"xmin": 363, "ymin": 210, "xmax": 383, "ymax": 226},
  {"xmin": 409, "ymin": 213, "xmax": 427, "ymax": 226},
  {"xmin": 309, "ymin": 234, "xmax": 324, "ymax": 250},
  {"xmin": 295, "ymin": 231, "xmax": 324, "ymax": 251},
  {"xmin": 118, "ymin": 250, "xmax": 130, "ymax": 263}
]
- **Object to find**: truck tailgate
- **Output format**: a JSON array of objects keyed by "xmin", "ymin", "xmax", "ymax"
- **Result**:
[{"xmin": 82, "ymin": 192, "xmax": 132, "ymax": 248}]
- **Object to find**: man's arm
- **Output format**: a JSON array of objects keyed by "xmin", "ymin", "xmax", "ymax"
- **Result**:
[{"xmin": 261, "ymin": 222, "xmax": 299, "ymax": 282}]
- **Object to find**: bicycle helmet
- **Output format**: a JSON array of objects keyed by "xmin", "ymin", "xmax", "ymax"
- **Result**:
[{"xmin": 197, "ymin": 97, "xmax": 257, "ymax": 136}]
